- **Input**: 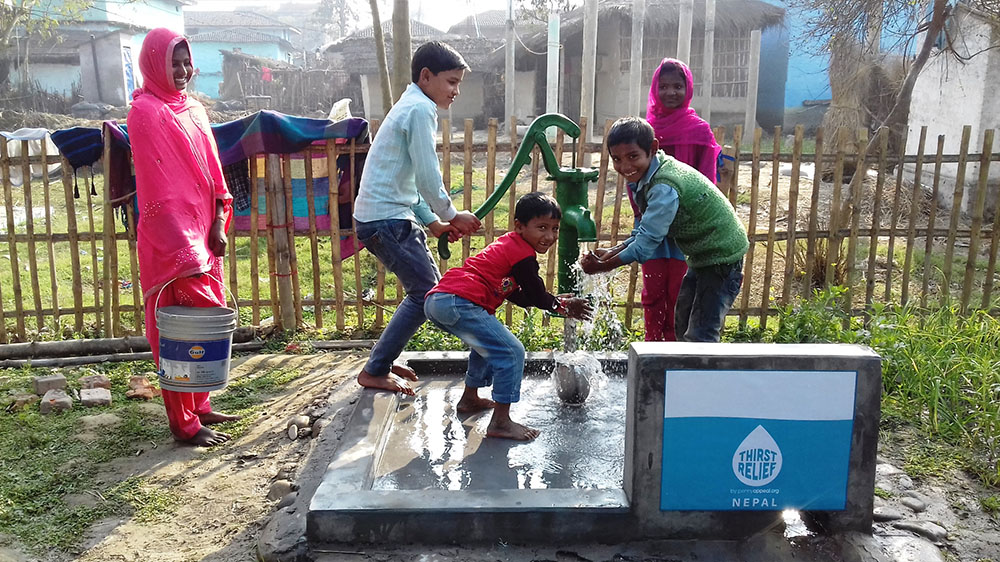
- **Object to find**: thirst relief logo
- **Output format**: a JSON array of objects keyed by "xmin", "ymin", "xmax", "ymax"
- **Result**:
[
  {"xmin": 660, "ymin": 369, "xmax": 857, "ymax": 511},
  {"xmin": 733, "ymin": 425, "xmax": 782, "ymax": 486}
]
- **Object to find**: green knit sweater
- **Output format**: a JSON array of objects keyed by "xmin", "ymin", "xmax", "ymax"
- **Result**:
[{"xmin": 634, "ymin": 152, "xmax": 749, "ymax": 268}]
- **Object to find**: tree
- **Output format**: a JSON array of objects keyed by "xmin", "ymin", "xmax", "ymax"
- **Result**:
[
  {"xmin": 390, "ymin": 0, "xmax": 409, "ymax": 102},
  {"xmin": 368, "ymin": 0, "xmax": 392, "ymax": 114},
  {"xmin": 517, "ymin": 0, "xmax": 579, "ymax": 24},
  {"xmin": 0, "ymin": 0, "xmax": 90, "ymax": 86},
  {"xmin": 312, "ymin": 0, "xmax": 362, "ymax": 42}
]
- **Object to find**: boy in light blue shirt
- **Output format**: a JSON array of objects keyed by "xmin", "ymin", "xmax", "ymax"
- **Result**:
[{"xmin": 353, "ymin": 41, "xmax": 481, "ymax": 394}]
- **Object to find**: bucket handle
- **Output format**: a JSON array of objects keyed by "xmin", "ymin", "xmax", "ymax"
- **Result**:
[{"xmin": 153, "ymin": 272, "xmax": 239, "ymax": 326}]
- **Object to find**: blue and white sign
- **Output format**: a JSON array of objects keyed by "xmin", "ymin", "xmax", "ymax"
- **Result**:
[{"xmin": 661, "ymin": 369, "xmax": 857, "ymax": 511}]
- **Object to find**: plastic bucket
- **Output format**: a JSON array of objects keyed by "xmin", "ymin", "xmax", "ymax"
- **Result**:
[{"xmin": 155, "ymin": 275, "xmax": 238, "ymax": 393}]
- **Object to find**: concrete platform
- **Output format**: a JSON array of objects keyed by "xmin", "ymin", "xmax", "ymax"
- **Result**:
[{"xmin": 308, "ymin": 352, "xmax": 633, "ymax": 543}]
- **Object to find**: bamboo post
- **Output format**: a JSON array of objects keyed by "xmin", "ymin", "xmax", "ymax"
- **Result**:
[
  {"xmin": 738, "ymin": 127, "xmax": 762, "ymax": 326},
  {"xmin": 980, "ymin": 131, "xmax": 1000, "ymax": 310},
  {"xmin": 440, "ymin": 118, "xmax": 451, "ymax": 273},
  {"xmin": 125, "ymin": 197, "xmax": 142, "ymax": 334},
  {"xmin": 84, "ymin": 168, "xmax": 102, "ymax": 334},
  {"xmin": 802, "ymin": 128, "xmax": 824, "ymax": 296},
  {"xmin": 609, "ymin": 174, "xmax": 625, "ymax": 246},
  {"xmin": 962, "ymin": 128, "xmax": 994, "ymax": 312},
  {"xmin": 281, "ymin": 155, "xmax": 303, "ymax": 328},
  {"xmin": 486, "ymin": 118, "xmax": 498, "ymax": 245},
  {"xmin": 531, "ymin": 146, "xmax": 540, "ymax": 193},
  {"xmin": 884, "ymin": 129, "xmax": 908, "ymax": 302},
  {"xmin": 781, "ymin": 125, "xmax": 802, "ymax": 305},
  {"xmin": 625, "ymin": 262, "xmax": 639, "ymax": 330},
  {"xmin": 102, "ymin": 132, "xmax": 119, "ymax": 337},
  {"xmin": 20, "ymin": 141, "xmax": 43, "ymax": 330},
  {"xmin": 349, "ymin": 140, "xmax": 364, "ymax": 327},
  {"xmin": 729, "ymin": 125, "xmax": 743, "ymax": 207},
  {"xmin": 264, "ymin": 156, "xmax": 280, "ymax": 327},
  {"xmin": 249, "ymin": 155, "xmax": 261, "ymax": 324},
  {"xmin": 326, "ymin": 143, "xmax": 345, "ymax": 331},
  {"xmin": 463, "ymin": 119, "xmax": 474, "ymax": 262},
  {"xmin": 827, "ymin": 128, "xmax": 847, "ymax": 286},
  {"xmin": 844, "ymin": 129, "xmax": 870, "ymax": 318},
  {"xmin": 543, "ymin": 131, "xmax": 564, "ymax": 327},
  {"xmin": 759, "ymin": 128, "xmax": 781, "ymax": 329},
  {"xmin": 864, "ymin": 128, "xmax": 889, "ymax": 309},
  {"xmin": 594, "ymin": 120, "xmax": 613, "ymax": 239},
  {"xmin": 506, "ymin": 116, "xmax": 518, "ymax": 326},
  {"xmin": 901, "ymin": 127, "xmax": 927, "ymax": 306},
  {"xmin": 304, "ymin": 150, "xmax": 322, "ymax": 328},
  {"xmin": 0, "ymin": 140, "xmax": 22, "ymax": 340},
  {"xmin": 227, "ymin": 177, "xmax": 238, "ymax": 320},
  {"xmin": 921, "ymin": 136, "xmax": 945, "ymax": 309},
  {"xmin": 40, "ymin": 141, "xmax": 59, "ymax": 328},
  {"xmin": 266, "ymin": 154, "xmax": 295, "ymax": 331},
  {"xmin": 61, "ymin": 157, "xmax": 83, "ymax": 332},
  {"xmin": 940, "ymin": 125, "xmax": 972, "ymax": 308}
]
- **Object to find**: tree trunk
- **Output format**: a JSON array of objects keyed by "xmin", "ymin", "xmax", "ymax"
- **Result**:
[
  {"xmin": 831, "ymin": 0, "xmax": 951, "ymax": 259},
  {"xmin": 368, "ymin": 0, "xmax": 393, "ymax": 115},
  {"xmin": 391, "ymin": 0, "xmax": 411, "ymax": 103}
]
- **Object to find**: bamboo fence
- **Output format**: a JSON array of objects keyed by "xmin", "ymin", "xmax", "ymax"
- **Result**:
[{"xmin": 0, "ymin": 120, "xmax": 998, "ymax": 344}]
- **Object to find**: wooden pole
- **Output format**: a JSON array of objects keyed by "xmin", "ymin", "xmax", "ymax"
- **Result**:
[
  {"xmin": 743, "ymin": 29, "xmax": 761, "ymax": 137},
  {"xmin": 0, "ymin": 140, "xmax": 21, "ymax": 340},
  {"xmin": 677, "ymin": 0, "xmax": 693, "ymax": 62},
  {"xmin": 759, "ymin": 128, "xmax": 781, "ymax": 329},
  {"xmin": 486, "ymin": 118, "xmax": 498, "ymax": 245},
  {"xmin": 941, "ymin": 125, "xmax": 972, "ymax": 308},
  {"xmin": 281, "ymin": 155, "xmax": 303, "ymax": 328},
  {"xmin": 702, "ymin": 0, "xmax": 716, "ymax": 123},
  {"xmin": 267, "ymin": 154, "xmax": 296, "ymax": 332},
  {"xmin": 40, "ymin": 141, "xmax": 59, "ymax": 329},
  {"xmin": 921, "ymin": 136, "xmax": 945, "ymax": 309},
  {"xmin": 61, "ymin": 157, "xmax": 83, "ymax": 333},
  {"xmin": 305, "ymin": 150, "xmax": 322, "ymax": 329},
  {"xmin": 249, "ymin": 155, "xmax": 261, "ymax": 325},
  {"xmin": 20, "ymin": 141, "xmax": 43, "ymax": 330},
  {"xmin": 802, "ymin": 128, "xmax": 824, "ymax": 296},
  {"xmin": 781, "ymin": 125, "xmax": 802, "ymax": 305},
  {"xmin": 463, "ymin": 119, "xmax": 474, "ymax": 262},
  {"xmin": 901, "ymin": 127, "xmax": 927, "ymax": 305},
  {"xmin": 864, "ymin": 129, "xmax": 889, "ymax": 309},
  {"xmin": 326, "ymin": 143, "xmax": 345, "ymax": 332},
  {"xmin": 962, "ymin": 129, "xmax": 994, "ymax": 312},
  {"xmin": 628, "ymin": 0, "xmax": 646, "ymax": 116},
  {"xmin": 738, "ymin": 127, "xmax": 762, "ymax": 326}
]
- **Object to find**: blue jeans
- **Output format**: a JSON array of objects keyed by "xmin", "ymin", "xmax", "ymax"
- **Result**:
[
  {"xmin": 674, "ymin": 259, "xmax": 743, "ymax": 342},
  {"xmin": 424, "ymin": 292, "xmax": 525, "ymax": 404},
  {"xmin": 356, "ymin": 219, "xmax": 441, "ymax": 376}
]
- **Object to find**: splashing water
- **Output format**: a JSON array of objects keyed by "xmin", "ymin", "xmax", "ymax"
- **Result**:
[
  {"xmin": 569, "ymin": 257, "xmax": 626, "ymax": 351},
  {"xmin": 551, "ymin": 351, "xmax": 606, "ymax": 406}
]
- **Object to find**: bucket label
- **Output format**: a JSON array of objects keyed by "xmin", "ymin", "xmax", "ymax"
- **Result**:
[
  {"xmin": 660, "ymin": 369, "xmax": 856, "ymax": 511},
  {"xmin": 160, "ymin": 338, "xmax": 231, "ymax": 362}
]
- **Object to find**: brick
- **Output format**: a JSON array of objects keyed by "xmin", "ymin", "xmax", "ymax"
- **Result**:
[
  {"xmin": 10, "ymin": 393, "xmax": 39, "ymax": 411},
  {"xmin": 32, "ymin": 374, "xmax": 67, "ymax": 395},
  {"xmin": 79, "ymin": 374, "xmax": 112, "ymax": 390},
  {"xmin": 39, "ymin": 389, "xmax": 72, "ymax": 414},
  {"xmin": 80, "ymin": 388, "xmax": 112, "ymax": 407},
  {"xmin": 126, "ymin": 375, "xmax": 161, "ymax": 400}
]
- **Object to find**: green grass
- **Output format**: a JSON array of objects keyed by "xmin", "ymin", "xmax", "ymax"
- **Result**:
[{"xmin": 0, "ymin": 361, "xmax": 301, "ymax": 553}]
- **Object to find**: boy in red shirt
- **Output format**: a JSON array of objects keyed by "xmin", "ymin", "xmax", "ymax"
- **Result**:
[{"xmin": 424, "ymin": 192, "xmax": 592, "ymax": 440}]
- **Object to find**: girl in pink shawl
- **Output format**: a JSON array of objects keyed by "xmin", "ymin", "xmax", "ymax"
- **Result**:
[
  {"xmin": 128, "ymin": 28, "xmax": 240, "ymax": 447},
  {"xmin": 625, "ymin": 58, "xmax": 722, "ymax": 341}
]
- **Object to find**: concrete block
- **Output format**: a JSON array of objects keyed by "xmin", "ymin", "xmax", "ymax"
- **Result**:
[
  {"xmin": 32, "ymin": 374, "xmax": 67, "ymax": 395},
  {"xmin": 39, "ymin": 389, "xmax": 72, "ymax": 414},
  {"xmin": 80, "ymin": 388, "xmax": 112, "ymax": 407},
  {"xmin": 79, "ymin": 374, "xmax": 111, "ymax": 390}
]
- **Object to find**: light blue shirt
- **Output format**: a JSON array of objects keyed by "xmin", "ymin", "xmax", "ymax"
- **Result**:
[
  {"xmin": 353, "ymin": 83, "xmax": 457, "ymax": 225},
  {"xmin": 617, "ymin": 158, "xmax": 686, "ymax": 264}
]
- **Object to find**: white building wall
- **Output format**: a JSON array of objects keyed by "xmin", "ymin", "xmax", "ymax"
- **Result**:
[{"xmin": 906, "ymin": 8, "xmax": 999, "ymax": 215}]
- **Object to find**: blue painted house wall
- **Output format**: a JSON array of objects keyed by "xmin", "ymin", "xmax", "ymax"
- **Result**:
[{"xmin": 188, "ymin": 42, "xmax": 289, "ymax": 99}]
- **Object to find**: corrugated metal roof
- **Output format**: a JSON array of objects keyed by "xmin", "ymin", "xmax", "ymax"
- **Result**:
[
  {"xmin": 185, "ymin": 10, "xmax": 299, "ymax": 33},
  {"xmin": 188, "ymin": 28, "xmax": 293, "ymax": 50}
]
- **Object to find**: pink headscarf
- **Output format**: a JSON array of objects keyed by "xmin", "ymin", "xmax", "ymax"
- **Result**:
[
  {"xmin": 128, "ymin": 27, "xmax": 231, "ymax": 300},
  {"xmin": 646, "ymin": 58, "xmax": 720, "ymax": 181},
  {"xmin": 132, "ymin": 28, "xmax": 197, "ymax": 113}
]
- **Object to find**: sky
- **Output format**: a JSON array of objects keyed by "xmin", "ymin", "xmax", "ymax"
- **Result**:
[{"xmin": 186, "ymin": 0, "xmax": 507, "ymax": 31}]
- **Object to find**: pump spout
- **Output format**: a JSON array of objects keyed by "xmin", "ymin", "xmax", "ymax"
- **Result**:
[{"xmin": 563, "ymin": 205, "xmax": 596, "ymax": 243}]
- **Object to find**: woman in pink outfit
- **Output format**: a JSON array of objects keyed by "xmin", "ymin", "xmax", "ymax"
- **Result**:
[
  {"xmin": 128, "ymin": 28, "xmax": 240, "ymax": 446},
  {"xmin": 628, "ymin": 58, "xmax": 722, "ymax": 341}
]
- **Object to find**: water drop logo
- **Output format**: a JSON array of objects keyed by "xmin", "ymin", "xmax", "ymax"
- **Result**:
[
  {"xmin": 732, "ymin": 425, "xmax": 782, "ymax": 486},
  {"xmin": 188, "ymin": 345, "xmax": 206, "ymax": 360}
]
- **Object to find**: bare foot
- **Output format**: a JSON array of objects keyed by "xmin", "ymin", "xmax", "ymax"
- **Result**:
[
  {"xmin": 390, "ymin": 364, "xmax": 418, "ymax": 382},
  {"xmin": 456, "ymin": 396, "xmax": 497, "ymax": 414},
  {"xmin": 178, "ymin": 426, "xmax": 231, "ymax": 447},
  {"xmin": 486, "ymin": 419, "xmax": 540, "ymax": 441},
  {"xmin": 358, "ymin": 369, "xmax": 416, "ymax": 396},
  {"xmin": 198, "ymin": 411, "xmax": 242, "ymax": 425}
]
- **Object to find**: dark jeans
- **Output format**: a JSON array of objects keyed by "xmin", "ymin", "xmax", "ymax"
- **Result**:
[
  {"xmin": 675, "ymin": 259, "xmax": 743, "ymax": 342},
  {"xmin": 355, "ymin": 219, "xmax": 440, "ymax": 376}
]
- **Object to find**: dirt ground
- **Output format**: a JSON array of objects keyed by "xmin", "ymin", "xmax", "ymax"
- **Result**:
[{"xmin": 0, "ymin": 350, "xmax": 997, "ymax": 562}]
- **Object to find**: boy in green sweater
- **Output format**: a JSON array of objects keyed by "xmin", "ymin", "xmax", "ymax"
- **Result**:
[{"xmin": 580, "ymin": 117, "xmax": 748, "ymax": 342}]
